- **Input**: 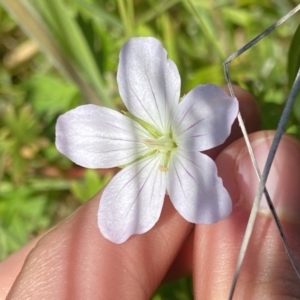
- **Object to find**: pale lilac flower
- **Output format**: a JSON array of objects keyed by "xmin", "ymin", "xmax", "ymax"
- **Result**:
[{"xmin": 56, "ymin": 37, "xmax": 238, "ymax": 244}]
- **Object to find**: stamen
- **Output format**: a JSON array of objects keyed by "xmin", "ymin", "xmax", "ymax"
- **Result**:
[
  {"xmin": 159, "ymin": 165, "xmax": 168, "ymax": 172},
  {"xmin": 142, "ymin": 135, "xmax": 176, "ymax": 153}
]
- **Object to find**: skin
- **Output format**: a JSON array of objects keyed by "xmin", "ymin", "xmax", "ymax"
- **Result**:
[{"xmin": 1, "ymin": 86, "xmax": 300, "ymax": 299}]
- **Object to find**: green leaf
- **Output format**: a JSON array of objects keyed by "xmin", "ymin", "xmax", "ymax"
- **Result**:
[
  {"xmin": 23, "ymin": 73, "xmax": 79, "ymax": 121},
  {"xmin": 30, "ymin": 0, "xmax": 112, "ymax": 107},
  {"xmin": 76, "ymin": 12, "xmax": 107, "ymax": 74},
  {"xmin": 1, "ymin": 0, "xmax": 113, "ymax": 107},
  {"xmin": 0, "ymin": 184, "xmax": 49, "ymax": 258},
  {"xmin": 73, "ymin": 0, "xmax": 122, "ymax": 29},
  {"xmin": 185, "ymin": 64, "xmax": 223, "ymax": 91},
  {"xmin": 184, "ymin": 0, "xmax": 225, "ymax": 59},
  {"xmin": 292, "ymin": 93, "xmax": 300, "ymax": 123},
  {"xmin": 221, "ymin": 7, "xmax": 254, "ymax": 27},
  {"xmin": 287, "ymin": 23, "xmax": 300, "ymax": 88},
  {"xmin": 70, "ymin": 170, "xmax": 110, "ymax": 203}
]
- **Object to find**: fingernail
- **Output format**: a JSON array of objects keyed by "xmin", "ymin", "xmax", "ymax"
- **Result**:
[{"xmin": 236, "ymin": 133, "xmax": 300, "ymax": 223}]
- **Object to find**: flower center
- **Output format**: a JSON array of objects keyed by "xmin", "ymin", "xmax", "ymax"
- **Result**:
[
  {"xmin": 143, "ymin": 135, "xmax": 177, "ymax": 172},
  {"xmin": 121, "ymin": 111, "xmax": 177, "ymax": 172},
  {"xmin": 143, "ymin": 135, "xmax": 176, "ymax": 153}
]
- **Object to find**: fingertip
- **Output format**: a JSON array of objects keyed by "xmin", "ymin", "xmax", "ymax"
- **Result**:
[
  {"xmin": 205, "ymin": 85, "xmax": 261, "ymax": 159},
  {"xmin": 6, "ymin": 191, "xmax": 193, "ymax": 300},
  {"xmin": 217, "ymin": 131, "xmax": 300, "ymax": 222},
  {"xmin": 194, "ymin": 131, "xmax": 300, "ymax": 298},
  {"xmin": 223, "ymin": 85, "xmax": 261, "ymax": 133}
]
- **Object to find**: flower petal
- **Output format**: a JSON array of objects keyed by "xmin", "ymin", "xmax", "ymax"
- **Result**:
[
  {"xmin": 167, "ymin": 150, "xmax": 232, "ymax": 224},
  {"xmin": 172, "ymin": 84, "xmax": 238, "ymax": 151},
  {"xmin": 117, "ymin": 37, "xmax": 181, "ymax": 133},
  {"xmin": 56, "ymin": 104, "xmax": 152, "ymax": 168},
  {"xmin": 98, "ymin": 155, "xmax": 166, "ymax": 243}
]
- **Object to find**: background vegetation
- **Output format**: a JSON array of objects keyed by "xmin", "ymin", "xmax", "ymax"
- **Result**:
[{"xmin": 0, "ymin": 0, "xmax": 299, "ymax": 298}]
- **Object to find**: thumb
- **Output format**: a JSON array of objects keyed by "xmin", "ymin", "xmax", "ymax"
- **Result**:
[{"xmin": 193, "ymin": 131, "xmax": 300, "ymax": 299}]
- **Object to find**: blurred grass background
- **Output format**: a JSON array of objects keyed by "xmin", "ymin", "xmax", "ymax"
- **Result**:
[{"xmin": 0, "ymin": 0, "xmax": 299, "ymax": 298}]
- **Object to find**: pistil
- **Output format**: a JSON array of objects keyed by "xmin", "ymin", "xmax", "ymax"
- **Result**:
[{"xmin": 143, "ymin": 135, "xmax": 176, "ymax": 153}]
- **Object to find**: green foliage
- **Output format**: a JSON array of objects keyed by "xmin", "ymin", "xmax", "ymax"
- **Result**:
[
  {"xmin": 152, "ymin": 277, "xmax": 193, "ymax": 300},
  {"xmin": 23, "ymin": 73, "xmax": 79, "ymax": 122},
  {"xmin": 31, "ymin": 0, "xmax": 111, "ymax": 105},
  {"xmin": 288, "ymin": 23, "xmax": 300, "ymax": 136},
  {"xmin": 288, "ymin": 22, "xmax": 300, "ymax": 88},
  {"xmin": 0, "ymin": 99, "xmax": 41, "ymax": 182},
  {"xmin": 70, "ymin": 169, "xmax": 111, "ymax": 203},
  {"xmin": 0, "ymin": 0, "xmax": 299, "ymax": 298},
  {"xmin": 0, "ymin": 184, "xmax": 48, "ymax": 259}
]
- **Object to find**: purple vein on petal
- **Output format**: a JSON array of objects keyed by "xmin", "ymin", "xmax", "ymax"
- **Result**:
[
  {"xmin": 190, "ymin": 133, "xmax": 207, "ymax": 138},
  {"xmin": 121, "ymin": 156, "xmax": 161, "ymax": 220},
  {"xmin": 72, "ymin": 135, "xmax": 143, "ymax": 143},
  {"xmin": 178, "ymin": 151, "xmax": 204, "ymax": 172},
  {"xmin": 163, "ymin": 69, "xmax": 168, "ymax": 129},
  {"xmin": 105, "ymin": 121, "xmax": 149, "ymax": 137},
  {"xmin": 114, "ymin": 157, "xmax": 156, "ymax": 201},
  {"xmin": 92, "ymin": 147, "xmax": 145, "ymax": 154},
  {"xmin": 144, "ymin": 69, "xmax": 163, "ymax": 129},
  {"xmin": 128, "ymin": 82, "xmax": 161, "ymax": 131},
  {"xmin": 176, "ymin": 104, "xmax": 194, "ymax": 128},
  {"xmin": 173, "ymin": 161, "xmax": 188, "ymax": 200},
  {"xmin": 179, "ymin": 118, "xmax": 204, "ymax": 135},
  {"xmin": 149, "ymin": 162, "xmax": 161, "ymax": 208},
  {"xmin": 176, "ymin": 153, "xmax": 209, "ymax": 198}
]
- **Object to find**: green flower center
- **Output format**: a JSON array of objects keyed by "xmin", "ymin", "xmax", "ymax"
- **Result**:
[
  {"xmin": 123, "ymin": 111, "xmax": 177, "ymax": 172},
  {"xmin": 142, "ymin": 135, "xmax": 176, "ymax": 153},
  {"xmin": 143, "ymin": 134, "xmax": 177, "ymax": 172}
]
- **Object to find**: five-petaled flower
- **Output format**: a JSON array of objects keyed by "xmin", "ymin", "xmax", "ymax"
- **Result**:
[{"xmin": 56, "ymin": 37, "xmax": 238, "ymax": 244}]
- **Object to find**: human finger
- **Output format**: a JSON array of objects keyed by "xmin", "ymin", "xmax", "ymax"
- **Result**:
[
  {"xmin": 204, "ymin": 85, "xmax": 261, "ymax": 160},
  {"xmin": 0, "ymin": 85, "xmax": 261, "ymax": 299},
  {"xmin": 194, "ymin": 131, "xmax": 300, "ymax": 299},
  {"xmin": 164, "ymin": 85, "xmax": 261, "ymax": 282},
  {"xmin": 5, "ymin": 191, "xmax": 193, "ymax": 299}
]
